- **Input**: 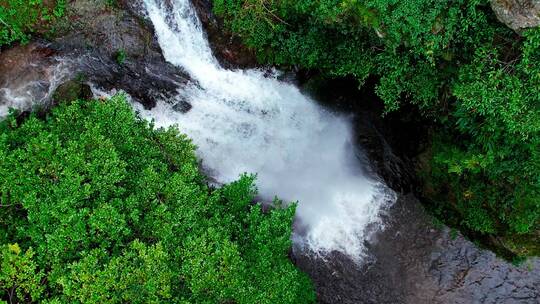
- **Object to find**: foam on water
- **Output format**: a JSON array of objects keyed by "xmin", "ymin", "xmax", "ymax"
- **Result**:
[
  {"xmin": 139, "ymin": 0, "xmax": 396, "ymax": 261},
  {"xmin": 0, "ymin": 59, "xmax": 71, "ymax": 118}
]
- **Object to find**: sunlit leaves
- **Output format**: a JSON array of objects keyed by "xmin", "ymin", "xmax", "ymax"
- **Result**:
[
  {"xmin": 0, "ymin": 244, "xmax": 44, "ymax": 303},
  {"xmin": 0, "ymin": 0, "xmax": 66, "ymax": 46}
]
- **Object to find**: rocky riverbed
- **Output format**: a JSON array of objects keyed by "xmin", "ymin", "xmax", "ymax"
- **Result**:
[{"xmin": 1, "ymin": 1, "xmax": 539, "ymax": 303}]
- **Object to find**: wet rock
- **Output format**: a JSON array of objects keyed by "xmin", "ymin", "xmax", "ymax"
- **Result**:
[
  {"xmin": 294, "ymin": 194, "xmax": 540, "ymax": 304},
  {"xmin": 301, "ymin": 76, "xmax": 425, "ymax": 192},
  {"xmin": 52, "ymin": 78, "xmax": 93, "ymax": 102},
  {"xmin": 76, "ymin": 51, "xmax": 189, "ymax": 109},
  {"xmin": 0, "ymin": 42, "xmax": 70, "ymax": 116},
  {"xmin": 0, "ymin": 43, "xmax": 58, "ymax": 88},
  {"xmin": 353, "ymin": 111, "xmax": 418, "ymax": 193},
  {"xmin": 116, "ymin": 0, "xmax": 255, "ymax": 69},
  {"xmin": 1, "ymin": 0, "xmax": 192, "ymax": 111},
  {"xmin": 191, "ymin": 0, "xmax": 259, "ymax": 69},
  {"xmin": 1, "ymin": 44, "xmax": 188, "ymax": 114},
  {"xmin": 173, "ymin": 99, "xmax": 193, "ymax": 113},
  {"xmin": 295, "ymin": 76, "xmax": 540, "ymax": 303},
  {"xmin": 490, "ymin": 0, "xmax": 540, "ymax": 31},
  {"xmin": 52, "ymin": 0, "xmax": 191, "ymax": 109},
  {"xmin": 55, "ymin": 0, "xmax": 160, "ymax": 60}
]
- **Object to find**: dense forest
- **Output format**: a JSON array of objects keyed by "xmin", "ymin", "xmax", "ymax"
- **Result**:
[
  {"xmin": 0, "ymin": 0, "xmax": 539, "ymax": 302},
  {"xmin": 0, "ymin": 96, "xmax": 315, "ymax": 303}
]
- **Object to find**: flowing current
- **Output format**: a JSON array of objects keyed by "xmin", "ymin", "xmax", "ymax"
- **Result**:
[
  {"xmin": 136, "ymin": 0, "xmax": 396, "ymax": 260},
  {"xmin": 0, "ymin": 58, "xmax": 72, "ymax": 118}
]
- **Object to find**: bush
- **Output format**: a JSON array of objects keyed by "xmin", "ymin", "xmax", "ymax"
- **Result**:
[
  {"xmin": 0, "ymin": 0, "xmax": 66, "ymax": 46},
  {"xmin": 0, "ymin": 95, "xmax": 315, "ymax": 303}
]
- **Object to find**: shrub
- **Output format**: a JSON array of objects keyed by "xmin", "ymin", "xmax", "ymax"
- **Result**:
[{"xmin": 0, "ymin": 0, "xmax": 66, "ymax": 46}]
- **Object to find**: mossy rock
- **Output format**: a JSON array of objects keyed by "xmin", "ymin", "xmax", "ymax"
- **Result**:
[
  {"xmin": 52, "ymin": 79, "xmax": 93, "ymax": 102},
  {"xmin": 501, "ymin": 233, "xmax": 540, "ymax": 257}
]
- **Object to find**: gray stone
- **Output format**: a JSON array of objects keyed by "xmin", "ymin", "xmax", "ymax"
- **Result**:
[
  {"xmin": 0, "ymin": 0, "xmax": 191, "ymax": 112},
  {"xmin": 294, "ymin": 194, "xmax": 540, "ymax": 303},
  {"xmin": 491, "ymin": 0, "xmax": 540, "ymax": 31},
  {"xmin": 54, "ymin": 0, "xmax": 162, "ymax": 61}
]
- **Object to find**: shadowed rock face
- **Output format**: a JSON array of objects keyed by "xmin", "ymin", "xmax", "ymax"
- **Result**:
[
  {"xmin": 53, "ymin": 0, "xmax": 190, "ymax": 109},
  {"xmin": 491, "ymin": 0, "xmax": 540, "ymax": 31},
  {"xmin": 294, "ymin": 194, "xmax": 540, "ymax": 304},
  {"xmin": 191, "ymin": 0, "xmax": 259, "ymax": 69}
]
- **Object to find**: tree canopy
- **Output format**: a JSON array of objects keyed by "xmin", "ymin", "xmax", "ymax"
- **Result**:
[{"xmin": 0, "ymin": 95, "xmax": 315, "ymax": 303}]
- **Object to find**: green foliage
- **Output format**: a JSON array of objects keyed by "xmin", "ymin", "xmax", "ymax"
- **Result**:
[
  {"xmin": 105, "ymin": 0, "xmax": 117, "ymax": 8},
  {"xmin": 214, "ymin": 0, "xmax": 376, "ymax": 83},
  {"xmin": 214, "ymin": 0, "xmax": 540, "ymax": 252},
  {"xmin": 431, "ymin": 28, "xmax": 540, "ymax": 236},
  {"xmin": 0, "ymin": 244, "xmax": 44, "ymax": 303},
  {"xmin": 0, "ymin": 0, "xmax": 66, "ymax": 46},
  {"xmin": 58, "ymin": 241, "xmax": 174, "ymax": 304},
  {"xmin": 0, "ymin": 95, "xmax": 315, "ymax": 303},
  {"xmin": 213, "ymin": 0, "xmax": 503, "ymax": 110}
]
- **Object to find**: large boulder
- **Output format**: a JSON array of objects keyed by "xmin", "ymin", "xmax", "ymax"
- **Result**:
[
  {"xmin": 54, "ymin": 0, "xmax": 160, "ymax": 60},
  {"xmin": 52, "ymin": 78, "xmax": 93, "ymax": 103},
  {"xmin": 294, "ymin": 194, "xmax": 540, "ymax": 304},
  {"xmin": 0, "ymin": 0, "xmax": 191, "ymax": 114},
  {"xmin": 491, "ymin": 0, "xmax": 540, "ymax": 31},
  {"xmin": 53, "ymin": 0, "xmax": 190, "ymax": 109}
]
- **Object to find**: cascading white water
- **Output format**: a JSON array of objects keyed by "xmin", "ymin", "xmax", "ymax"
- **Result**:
[
  {"xmin": 137, "ymin": 0, "xmax": 396, "ymax": 260},
  {"xmin": 0, "ymin": 59, "xmax": 72, "ymax": 118}
]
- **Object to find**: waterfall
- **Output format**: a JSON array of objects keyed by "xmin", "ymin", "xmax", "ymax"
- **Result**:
[{"xmin": 135, "ymin": 0, "xmax": 396, "ymax": 261}]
